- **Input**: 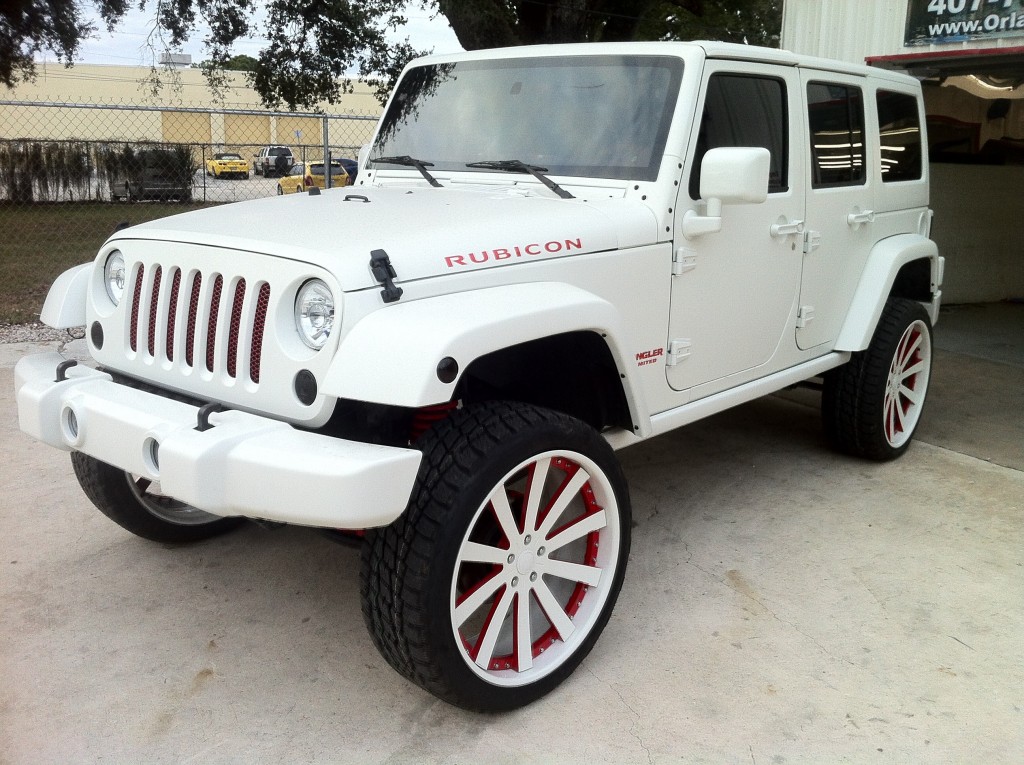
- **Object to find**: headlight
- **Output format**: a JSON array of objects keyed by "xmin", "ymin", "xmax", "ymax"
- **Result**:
[
  {"xmin": 104, "ymin": 251, "xmax": 126, "ymax": 305},
  {"xmin": 294, "ymin": 279, "xmax": 335, "ymax": 350}
]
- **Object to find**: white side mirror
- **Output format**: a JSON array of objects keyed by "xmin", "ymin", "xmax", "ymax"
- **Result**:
[{"xmin": 682, "ymin": 147, "xmax": 771, "ymax": 239}]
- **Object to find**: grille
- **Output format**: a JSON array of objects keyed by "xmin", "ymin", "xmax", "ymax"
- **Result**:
[{"xmin": 128, "ymin": 263, "xmax": 271, "ymax": 384}]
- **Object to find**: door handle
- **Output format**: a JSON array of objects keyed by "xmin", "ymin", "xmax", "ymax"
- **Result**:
[
  {"xmin": 847, "ymin": 209, "xmax": 875, "ymax": 226},
  {"xmin": 770, "ymin": 219, "xmax": 804, "ymax": 237}
]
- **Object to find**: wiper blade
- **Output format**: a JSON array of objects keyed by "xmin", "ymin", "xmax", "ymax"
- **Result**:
[
  {"xmin": 465, "ymin": 159, "xmax": 574, "ymax": 200},
  {"xmin": 371, "ymin": 155, "xmax": 442, "ymax": 188}
]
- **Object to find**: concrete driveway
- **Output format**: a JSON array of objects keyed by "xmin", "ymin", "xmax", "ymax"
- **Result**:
[{"xmin": 2, "ymin": 308, "xmax": 1022, "ymax": 764}]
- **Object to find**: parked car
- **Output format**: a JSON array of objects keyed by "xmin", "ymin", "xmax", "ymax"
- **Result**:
[
  {"xmin": 252, "ymin": 146, "xmax": 294, "ymax": 177},
  {"xmin": 108, "ymin": 147, "xmax": 193, "ymax": 202},
  {"xmin": 206, "ymin": 152, "xmax": 249, "ymax": 179},
  {"xmin": 276, "ymin": 161, "xmax": 350, "ymax": 194},
  {"xmin": 17, "ymin": 42, "xmax": 942, "ymax": 713}
]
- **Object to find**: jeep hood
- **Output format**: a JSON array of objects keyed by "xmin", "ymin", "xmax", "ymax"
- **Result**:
[{"xmin": 113, "ymin": 185, "xmax": 659, "ymax": 290}]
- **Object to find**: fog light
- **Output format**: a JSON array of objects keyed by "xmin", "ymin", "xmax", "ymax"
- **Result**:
[
  {"xmin": 61, "ymin": 406, "xmax": 80, "ymax": 444},
  {"xmin": 143, "ymin": 437, "xmax": 161, "ymax": 475}
]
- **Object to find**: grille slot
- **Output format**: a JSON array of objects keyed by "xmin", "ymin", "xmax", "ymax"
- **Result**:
[{"xmin": 127, "ymin": 263, "xmax": 270, "ymax": 385}]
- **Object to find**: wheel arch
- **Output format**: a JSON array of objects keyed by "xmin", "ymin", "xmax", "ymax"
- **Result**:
[
  {"xmin": 323, "ymin": 283, "xmax": 648, "ymax": 430},
  {"xmin": 834, "ymin": 234, "xmax": 942, "ymax": 352}
]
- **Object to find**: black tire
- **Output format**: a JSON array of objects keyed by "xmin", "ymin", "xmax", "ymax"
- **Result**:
[
  {"xmin": 822, "ymin": 297, "xmax": 933, "ymax": 461},
  {"xmin": 243, "ymin": 172, "xmax": 249, "ymax": 180},
  {"xmin": 360, "ymin": 401, "xmax": 631, "ymax": 711},
  {"xmin": 71, "ymin": 452, "xmax": 243, "ymax": 543}
]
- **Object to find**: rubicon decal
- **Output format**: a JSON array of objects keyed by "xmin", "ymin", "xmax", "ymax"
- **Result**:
[
  {"xmin": 636, "ymin": 348, "xmax": 664, "ymax": 367},
  {"xmin": 444, "ymin": 238, "xmax": 584, "ymax": 269}
]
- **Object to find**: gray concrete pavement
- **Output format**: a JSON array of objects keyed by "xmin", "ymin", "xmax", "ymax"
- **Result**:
[{"xmin": 2, "ymin": 312, "xmax": 1022, "ymax": 763}]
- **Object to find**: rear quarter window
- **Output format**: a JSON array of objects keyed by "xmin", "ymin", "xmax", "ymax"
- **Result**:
[{"xmin": 876, "ymin": 90, "xmax": 923, "ymax": 183}]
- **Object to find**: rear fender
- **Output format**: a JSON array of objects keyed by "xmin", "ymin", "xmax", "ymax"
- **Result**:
[{"xmin": 835, "ymin": 234, "xmax": 942, "ymax": 352}]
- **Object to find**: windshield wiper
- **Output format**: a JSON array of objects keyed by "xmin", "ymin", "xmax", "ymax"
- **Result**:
[
  {"xmin": 371, "ymin": 155, "xmax": 442, "ymax": 188},
  {"xmin": 465, "ymin": 160, "xmax": 574, "ymax": 199}
]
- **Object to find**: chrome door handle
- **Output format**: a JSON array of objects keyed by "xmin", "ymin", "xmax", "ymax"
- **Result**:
[{"xmin": 770, "ymin": 219, "xmax": 804, "ymax": 237}]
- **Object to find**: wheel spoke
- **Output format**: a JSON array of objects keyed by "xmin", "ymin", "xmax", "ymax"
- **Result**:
[
  {"xmin": 455, "ymin": 572, "xmax": 505, "ymax": 628},
  {"xmin": 546, "ymin": 509, "xmax": 607, "ymax": 554},
  {"xmin": 533, "ymin": 579, "xmax": 576, "ymax": 642},
  {"xmin": 515, "ymin": 592, "xmax": 533, "ymax": 672},
  {"xmin": 522, "ymin": 458, "xmax": 551, "ymax": 536},
  {"xmin": 899, "ymin": 384, "xmax": 924, "ymax": 406},
  {"xmin": 900, "ymin": 359, "xmax": 926, "ymax": 380},
  {"xmin": 488, "ymin": 484, "xmax": 521, "ymax": 542},
  {"xmin": 474, "ymin": 586, "xmax": 516, "ymax": 669},
  {"xmin": 899, "ymin": 330, "xmax": 923, "ymax": 364},
  {"xmin": 460, "ymin": 541, "xmax": 510, "ymax": 565},
  {"xmin": 536, "ymin": 467, "xmax": 591, "ymax": 540},
  {"xmin": 542, "ymin": 558, "xmax": 603, "ymax": 587}
]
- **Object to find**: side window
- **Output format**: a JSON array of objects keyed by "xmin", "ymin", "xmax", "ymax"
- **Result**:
[
  {"xmin": 876, "ymin": 90, "xmax": 923, "ymax": 182},
  {"xmin": 807, "ymin": 82, "xmax": 865, "ymax": 188},
  {"xmin": 690, "ymin": 74, "xmax": 788, "ymax": 200}
]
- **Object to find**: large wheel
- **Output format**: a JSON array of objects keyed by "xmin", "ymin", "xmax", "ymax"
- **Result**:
[
  {"xmin": 361, "ymin": 401, "xmax": 631, "ymax": 711},
  {"xmin": 823, "ymin": 297, "xmax": 933, "ymax": 461},
  {"xmin": 71, "ymin": 452, "xmax": 243, "ymax": 543}
]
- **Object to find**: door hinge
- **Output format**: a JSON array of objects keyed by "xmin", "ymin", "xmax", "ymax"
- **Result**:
[
  {"xmin": 803, "ymin": 230, "xmax": 821, "ymax": 254},
  {"xmin": 666, "ymin": 338, "xmax": 691, "ymax": 366},
  {"xmin": 672, "ymin": 248, "xmax": 697, "ymax": 276},
  {"xmin": 796, "ymin": 306, "xmax": 815, "ymax": 328}
]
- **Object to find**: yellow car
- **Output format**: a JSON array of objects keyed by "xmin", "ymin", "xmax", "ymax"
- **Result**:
[
  {"xmin": 206, "ymin": 152, "xmax": 250, "ymax": 179},
  {"xmin": 276, "ymin": 161, "xmax": 350, "ymax": 194}
]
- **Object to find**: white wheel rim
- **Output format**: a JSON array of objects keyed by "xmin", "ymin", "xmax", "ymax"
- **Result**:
[
  {"xmin": 884, "ymin": 319, "xmax": 931, "ymax": 448},
  {"xmin": 449, "ymin": 450, "xmax": 621, "ymax": 687}
]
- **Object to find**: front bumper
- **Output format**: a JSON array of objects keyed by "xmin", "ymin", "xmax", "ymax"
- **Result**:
[{"xmin": 16, "ymin": 353, "xmax": 422, "ymax": 529}]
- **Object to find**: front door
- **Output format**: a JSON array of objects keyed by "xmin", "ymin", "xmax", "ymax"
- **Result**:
[{"xmin": 667, "ymin": 62, "xmax": 805, "ymax": 394}]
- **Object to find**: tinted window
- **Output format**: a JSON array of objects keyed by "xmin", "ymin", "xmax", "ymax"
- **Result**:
[
  {"xmin": 270, "ymin": 147, "xmax": 290, "ymax": 156},
  {"xmin": 877, "ymin": 90, "xmax": 923, "ymax": 182},
  {"xmin": 373, "ymin": 56, "xmax": 684, "ymax": 182},
  {"xmin": 690, "ymin": 74, "xmax": 788, "ymax": 200},
  {"xmin": 807, "ymin": 82, "xmax": 865, "ymax": 187}
]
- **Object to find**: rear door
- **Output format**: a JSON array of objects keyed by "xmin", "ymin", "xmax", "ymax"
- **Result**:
[{"xmin": 796, "ymin": 71, "xmax": 876, "ymax": 350}]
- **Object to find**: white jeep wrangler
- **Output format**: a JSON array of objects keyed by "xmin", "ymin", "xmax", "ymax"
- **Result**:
[{"xmin": 16, "ymin": 41, "xmax": 942, "ymax": 711}]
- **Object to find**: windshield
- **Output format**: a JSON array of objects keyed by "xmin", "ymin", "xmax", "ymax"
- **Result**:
[{"xmin": 372, "ymin": 55, "xmax": 683, "ymax": 182}]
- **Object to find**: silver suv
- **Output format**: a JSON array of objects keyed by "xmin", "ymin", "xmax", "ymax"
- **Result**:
[{"xmin": 252, "ymin": 145, "xmax": 294, "ymax": 177}]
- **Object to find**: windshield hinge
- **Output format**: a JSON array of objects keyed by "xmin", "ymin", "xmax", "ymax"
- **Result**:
[
  {"xmin": 672, "ymin": 248, "xmax": 697, "ymax": 276},
  {"xmin": 370, "ymin": 249, "xmax": 404, "ymax": 303}
]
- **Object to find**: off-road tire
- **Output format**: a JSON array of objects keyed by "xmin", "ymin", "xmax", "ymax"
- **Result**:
[
  {"xmin": 823, "ymin": 297, "xmax": 933, "ymax": 461},
  {"xmin": 71, "ymin": 452, "xmax": 243, "ymax": 543},
  {"xmin": 360, "ymin": 401, "xmax": 631, "ymax": 711}
]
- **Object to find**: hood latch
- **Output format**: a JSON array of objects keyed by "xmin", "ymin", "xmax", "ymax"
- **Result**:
[{"xmin": 370, "ymin": 249, "xmax": 404, "ymax": 304}]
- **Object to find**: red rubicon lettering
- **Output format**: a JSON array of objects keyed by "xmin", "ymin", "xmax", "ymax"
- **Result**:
[{"xmin": 444, "ymin": 238, "xmax": 586, "ymax": 268}]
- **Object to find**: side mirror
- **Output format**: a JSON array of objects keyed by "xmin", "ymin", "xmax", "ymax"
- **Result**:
[{"xmin": 682, "ymin": 147, "xmax": 770, "ymax": 239}]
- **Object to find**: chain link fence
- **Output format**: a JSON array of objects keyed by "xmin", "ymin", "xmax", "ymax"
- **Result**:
[{"xmin": 0, "ymin": 98, "xmax": 380, "ymax": 322}]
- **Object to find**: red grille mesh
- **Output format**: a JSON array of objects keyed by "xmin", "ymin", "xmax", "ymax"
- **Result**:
[
  {"xmin": 227, "ymin": 279, "xmax": 246, "ymax": 378},
  {"xmin": 250, "ymin": 283, "xmax": 271, "ymax": 383},
  {"xmin": 129, "ymin": 264, "xmax": 144, "ymax": 352},
  {"xmin": 147, "ymin": 266, "xmax": 162, "ymax": 357},
  {"xmin": 205, "ymin": 275, "xmax": 223, "ymax": 373},
  {"xmin": 166, "ymin": 269, "xmax": 181, "ymax": 361},
  {"xmin": 186, "ymin": 273, "xmax": 201, "ymax": 368}
]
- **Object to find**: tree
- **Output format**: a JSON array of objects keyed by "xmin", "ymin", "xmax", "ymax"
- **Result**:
[{"xmin": 1, "ymin": 1, "xmax": 781, "ymax": 108}]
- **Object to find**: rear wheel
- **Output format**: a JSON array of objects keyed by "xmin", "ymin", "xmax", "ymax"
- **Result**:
[
  {"xmin": 361, "ymin": 401, "xmax": 631, "ymax": 711},
  {"xmin": 823, "ymin": 297, "xmax": 933, "ymax": 460},
  {"xmin": 71, "ymin": 453, "xmax": 243, "ymax": 543}
]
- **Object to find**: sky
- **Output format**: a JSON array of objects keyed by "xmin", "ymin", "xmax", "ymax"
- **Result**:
[{"xmin": 63, "ymin": 2, "xmax": 463, "ymax": 68}]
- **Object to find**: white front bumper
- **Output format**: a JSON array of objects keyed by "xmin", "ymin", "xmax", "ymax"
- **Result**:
[{"xmin": 15, "ymin": 353, "xmax": 422, "ymax": 529}]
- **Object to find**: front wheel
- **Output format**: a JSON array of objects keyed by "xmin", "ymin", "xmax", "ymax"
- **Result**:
[
  {"xmin": 71, "ymin": 453, "xmax": 243, "ymax": 543},
  {"xmin": 361, "ymin": 402, "xmax": 631, "ymax": 711},
  {"xmin": 823, "ymin": 297, "xmax": 933, "ymax": 460}
]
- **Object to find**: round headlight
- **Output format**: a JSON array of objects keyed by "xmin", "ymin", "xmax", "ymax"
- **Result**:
[
  {"xmin": 104, "ymin": 251, "xmax": 126, "ymax": 305},
  {"xmin": 294, "ymin": 279, "xmax": 335, "ymax": 350}
]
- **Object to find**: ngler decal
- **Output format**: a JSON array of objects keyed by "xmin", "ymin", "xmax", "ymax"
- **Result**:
[{"xmin": 445, "ymin": 238, "xmax": 583, "ymax": 268}]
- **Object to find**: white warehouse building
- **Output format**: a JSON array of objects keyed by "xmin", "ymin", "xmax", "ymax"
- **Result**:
[{"xmin": 783, "ymin": 0, "xmax": 1024, "ymax": 304}]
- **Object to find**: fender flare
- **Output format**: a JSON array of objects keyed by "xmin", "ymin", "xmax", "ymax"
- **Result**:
[
  {"xmin": 834, "ymin": 234, "xmax": 940, "ymax": 352},
  {"xmin": 323, "ymin": 282, "xmax": 649, "ymax": 428},
  {"xmin": 40, "ymin": 263, "xmax": 91, "ymax": 329}
]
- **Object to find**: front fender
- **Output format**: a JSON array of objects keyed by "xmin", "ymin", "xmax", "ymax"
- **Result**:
[
  {"xmin": 835, "ymin": 234, "xmax": 941, "ymax": 352},
  {"xmin": 324, "ymin": 282, "xmax": 640, "ymax": 414},
  {"xmin": 40, "ymin": 263, "xmax": 91, "ymax": 328}
]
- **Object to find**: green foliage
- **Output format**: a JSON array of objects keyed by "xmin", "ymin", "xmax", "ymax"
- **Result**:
[
  {"xmin": 0, "ymin": 141, "xmax": 94, "ymax": 203},
  {"xmin": 1, "ymin": 1, "xmax": 781, "ymax": 108}
]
